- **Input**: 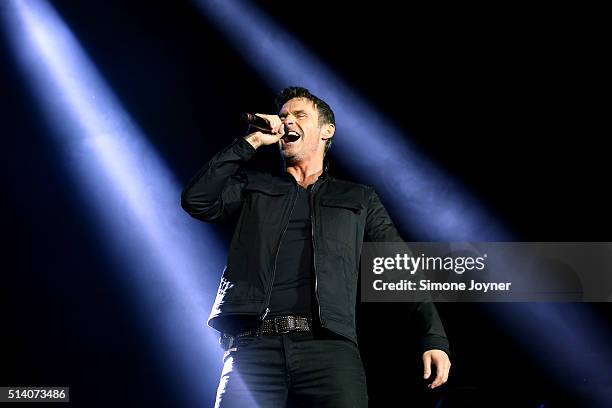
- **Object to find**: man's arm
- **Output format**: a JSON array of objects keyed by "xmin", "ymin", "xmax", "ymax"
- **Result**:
[
  {"xmin": 364, "ymin": 188, "xmax": 450, "ymax": 352},
  {"xmin": 364, "ymin": 188, "xmax": 451, "ymax": 388},
  {"xmin": 180, "ymin": 137, "xmax": 257, "ymax": 223},
  {"xmin": 181, "ymin": 117, "xmax": 286, "ymax": 223}
]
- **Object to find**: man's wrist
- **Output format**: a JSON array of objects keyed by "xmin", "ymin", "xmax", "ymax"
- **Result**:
[{"xmin": 243, "ymin": 134, "xmax": 262, "ymax": 149}]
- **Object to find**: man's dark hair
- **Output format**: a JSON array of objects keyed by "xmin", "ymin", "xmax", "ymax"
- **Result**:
[{"xmin": 275, "ymin": 86, "xmax": 335, "ymax": 155}]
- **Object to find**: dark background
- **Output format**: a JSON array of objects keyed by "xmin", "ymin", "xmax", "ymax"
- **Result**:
[{"xmin": 2, "ymin": 1, "xmax": 609, "ymax": 407}]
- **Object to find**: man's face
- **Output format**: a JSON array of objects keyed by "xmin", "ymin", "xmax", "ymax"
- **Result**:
[{"xmin": 278, "ymin": 97, "xmax": 326, "ymax": 163}]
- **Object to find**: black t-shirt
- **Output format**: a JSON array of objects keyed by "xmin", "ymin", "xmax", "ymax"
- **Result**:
[{"xmin": 267, "ymin": 185, "xmax": 316, "ymax": 316}]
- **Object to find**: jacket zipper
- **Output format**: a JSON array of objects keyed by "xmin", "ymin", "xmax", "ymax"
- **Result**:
[
  {"xmin": 260, "ymin": 184, "xmax": 300, "ymax": 321},
  {"xmin": 310, "ymin": 178, "xmax": 327, "ymax": 326}
]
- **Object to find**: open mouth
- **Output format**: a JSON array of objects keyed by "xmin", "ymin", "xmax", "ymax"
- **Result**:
[{"xmin": 284, "ymin": 130, "xmax": 301, "ymax": 142}]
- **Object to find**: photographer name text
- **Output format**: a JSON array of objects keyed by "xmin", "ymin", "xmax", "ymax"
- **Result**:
[{"xmin": 372, "ymin": 280, "xmax": 512, "ymax": 292}]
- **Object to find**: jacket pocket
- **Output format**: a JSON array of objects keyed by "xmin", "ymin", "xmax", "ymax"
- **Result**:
[
  {"xmin": 320, "ymin": 198, "xmax": 363, "ymax": 214},
  {"xmin": 242, "ymin": 181, "xmax": 288, "ymax": 230},
  {"xmin": 318, "ymin": 198, "xmax": 365, "ymax": 252}
]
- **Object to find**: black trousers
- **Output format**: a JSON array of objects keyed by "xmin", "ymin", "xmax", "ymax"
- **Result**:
[{"xmin": 214, "ymin": 329, "xmax": 369, "ymax": 407}]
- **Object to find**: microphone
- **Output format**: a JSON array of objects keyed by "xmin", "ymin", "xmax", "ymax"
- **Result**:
[{"xmin": 242, "ymin": 113, "xmax": 299, "ymax": 141}]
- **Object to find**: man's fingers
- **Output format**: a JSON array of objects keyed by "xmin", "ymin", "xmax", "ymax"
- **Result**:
[
  {"xmin": 255, "ymin": 113, "xmax": 282, "ymax": 134},
  {"xmin": 269, "ymin": 116, "xmax": 283, "ymax": 134},
  {"xmin": 275, "ymin": 123, "xmax": 287, "ymax": 137},
  {"xmin": 429, "ymin": 369, "xmax": 445, "ymax": 389},
  {"xmin": 272, "ymin": 122, "xmax": 283, "ymax": 134},
  {"xmin": 429, "ymin": 358, "xmax": 451, "ymax": 389},
  {"xmin": 423, "ymin": 350, "xmax": 452, "ymax": 389},
  {"xmin": 422, "ymin": 353, "xmax": 432, "ymax": 379}
]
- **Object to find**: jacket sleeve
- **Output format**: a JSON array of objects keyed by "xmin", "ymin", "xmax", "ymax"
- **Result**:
[
  {"xmin": 181, "ymin": 137, "xmax": 257, "ymax": 223},
  {"xmin": 365, "ymin": 188, "xmax": 451, "ymax": 357}
]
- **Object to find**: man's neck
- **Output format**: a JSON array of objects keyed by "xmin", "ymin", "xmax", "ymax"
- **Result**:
[{"xmin": 286, "ymin": 157, "xmax": 324, "ymax": 188}]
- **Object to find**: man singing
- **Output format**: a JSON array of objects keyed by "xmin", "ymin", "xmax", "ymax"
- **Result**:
[{"xmin": 181, "ymin": 86, "xmax": 451, "ymax": 407}]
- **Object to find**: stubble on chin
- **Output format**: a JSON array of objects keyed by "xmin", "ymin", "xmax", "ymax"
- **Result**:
[
  {"xmin": 281, "ymin": 145, "xmax": 300, "ymax": 165},
  {"xmin": 283, "ymin": 153, "xmax": 299, "ymax": 166}
]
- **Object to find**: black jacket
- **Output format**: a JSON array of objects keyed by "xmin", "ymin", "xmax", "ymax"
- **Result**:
[{"xmin": 181, "ymin": 137, "xmax": 450, "ymax": 355}]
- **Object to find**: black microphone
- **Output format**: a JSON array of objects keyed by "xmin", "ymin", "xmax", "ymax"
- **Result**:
[{"xmin": 242, "ymin": 113, "xmax": 299, "ymax": 141}]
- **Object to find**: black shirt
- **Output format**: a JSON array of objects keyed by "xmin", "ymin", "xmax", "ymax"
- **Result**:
[{"xmin": 267, "ymin": 185, "xmax": 315, "ymax": 316}]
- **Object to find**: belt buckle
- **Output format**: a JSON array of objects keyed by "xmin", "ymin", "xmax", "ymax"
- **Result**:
[{"xmin": 273, "ymin": 315, "xmax": 295, "ymax": 334}]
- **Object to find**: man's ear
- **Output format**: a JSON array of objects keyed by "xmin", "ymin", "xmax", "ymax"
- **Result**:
[{"xmin": 321, "ymin": 123, "xmax": 335, "ymax": 141}]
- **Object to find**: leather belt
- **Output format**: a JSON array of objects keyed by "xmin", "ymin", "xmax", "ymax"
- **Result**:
[
  {"xmin": 239, "ymin": 314, "xmax": 312, "ymax": 337},
  {"xmin": 220, "ymin": 315, "xmax": 312, "ymax": 350}
]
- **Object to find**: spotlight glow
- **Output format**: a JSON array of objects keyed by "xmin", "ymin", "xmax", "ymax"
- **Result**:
[
  {"xmin": 193, "ymin": 0, "xmax": 508, "ymax": 241},
  {"xmin": 3, "ymin": 1, "xmax": 226, "ymax": 405}
]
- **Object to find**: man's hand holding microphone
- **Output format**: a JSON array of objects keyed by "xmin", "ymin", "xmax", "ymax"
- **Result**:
[{"xmin": 243, "ymin": 113, "xmax": 287, "ymax": 150}]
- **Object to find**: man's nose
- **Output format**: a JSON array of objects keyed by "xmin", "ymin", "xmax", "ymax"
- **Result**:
[{"xmin": 282, "ymin": 115, "xmax": 296, "ymax": 126}]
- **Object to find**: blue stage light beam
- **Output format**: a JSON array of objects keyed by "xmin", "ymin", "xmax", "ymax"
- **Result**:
[
  {"xmin": 193, "ymin": 1, "xmax": 612, "ymax": 405},
  {"xmin": 3, "ymin": 1, "xmax": 227, "ymax": 406},
  {"xmin": 192, "ymin": 0, "xmax": 508, "ymax": 242}
]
